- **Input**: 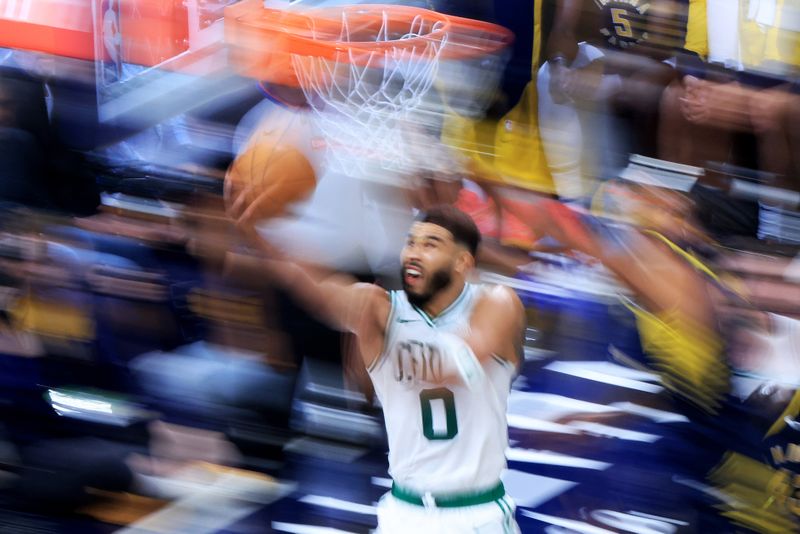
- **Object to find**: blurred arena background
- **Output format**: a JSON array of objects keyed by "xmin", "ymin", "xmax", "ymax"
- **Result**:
[{"xmin": 0, "ymin": 0, "xmax": 797, "ymax": 532}]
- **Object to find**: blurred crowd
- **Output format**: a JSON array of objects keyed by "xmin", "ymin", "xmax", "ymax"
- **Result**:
[{"xmin": 0, "ymin": 0, "xmax": 798, "ymax": 532}]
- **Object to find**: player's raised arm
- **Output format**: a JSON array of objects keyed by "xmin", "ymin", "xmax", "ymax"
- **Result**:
[
  {"xmin": 223, "ymin": 224, "xmax": 389, "ymax": 340},
  {"xmin": 505, "ymin": 196, "xmax": 729, "ymax": 412},
  {"xmin": 223, "ymin": 123, "xmax": 388, "ymax": 337},
  {"xmin": 503, "ymin": 197, "xmax": 714, "ymax": 323},
  {"xmin": 546, "ymin": 0, "xmax": 584, "ymax": 63}
]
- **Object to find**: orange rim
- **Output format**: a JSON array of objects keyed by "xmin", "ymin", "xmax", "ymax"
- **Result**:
[
  {"xmin": 227, "ymin": 2, "xmax": 449, "ymax": 59},
  {"xmin": 225, "ymin": 0, "xmax": 514, "ymax": 84},
  {"xmin": 440, "ymin": 14, "xmax": 514, "ymax": 60}
]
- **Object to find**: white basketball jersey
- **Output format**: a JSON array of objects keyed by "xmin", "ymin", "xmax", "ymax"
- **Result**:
[{"xmin": 368, "ymin": 283, "xmax": 516, "ymax": 494}]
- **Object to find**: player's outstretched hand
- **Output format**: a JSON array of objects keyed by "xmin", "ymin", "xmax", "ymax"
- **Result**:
[{"xmin": 224, "ymin": 143, "xmax": 317, "ymax": 230}]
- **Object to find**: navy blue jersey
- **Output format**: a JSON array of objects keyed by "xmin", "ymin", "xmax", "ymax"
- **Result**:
[{"xmin": 541, "ymin": 0, "xmax": 691, "ymax": 55}]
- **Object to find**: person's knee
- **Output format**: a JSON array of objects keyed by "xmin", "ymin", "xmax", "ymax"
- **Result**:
[
  {"xmin": 749, "ymin": 90, "xmax": 784, "ymax": 135},
  {"xmin": 783, "ymin": 93, "xmax": 800, "ymax": 133}
]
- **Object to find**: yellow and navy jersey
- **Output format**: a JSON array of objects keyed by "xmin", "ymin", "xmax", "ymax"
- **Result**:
[
  {"xmin": 696, "ymin": 385, "xmax": 800, "ymax": 533},
  {"xmin": 615, "ymin": 231, "xmax": 732, "ymax": 415},
  {"xmin": 439, "ymin": 1, "xmax": 692, "ymax": 193},
  {"xmin": 592, "ymin": 224, "xmax": 800, "ymax": 532},
  {"xmin": 440, "ymin": 0, "xmax": 555, "ymax": 193},
  {"xmin": 540, "ymin": 0, "xmax": 691, "ymax": 55}
]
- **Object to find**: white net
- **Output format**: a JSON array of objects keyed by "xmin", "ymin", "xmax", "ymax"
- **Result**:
[{"xmin": 290, "ymin": 9, "xmax": 448, "ymax": 178}]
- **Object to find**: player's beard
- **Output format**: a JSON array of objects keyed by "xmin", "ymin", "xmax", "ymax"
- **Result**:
[{"xmin": 403, "ymin": 266, "xmax": 453, "ymax": 309}]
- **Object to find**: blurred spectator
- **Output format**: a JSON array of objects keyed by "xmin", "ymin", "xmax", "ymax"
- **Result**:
[
  {"xmin": 0, "ymin": 67, "xmax": 52, "ymax": 209},
  {"xmin": 659, "ymin": 0, "xmax": 800, "ymax": 183},
  {"xmin": 0, "ymin": 55, "xmax": 99, "ymax": 215},
  {"xmin": 538, "ymin": 0, "xmax": 689, "ymax": 202},
  {"xmin": 125, "ymin": 197, "xmax": 296, "ymax": 432}
]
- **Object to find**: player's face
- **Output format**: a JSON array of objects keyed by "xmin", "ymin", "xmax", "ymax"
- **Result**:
[{"xmin": 400, "ymin": 222, "xmax": 459, "ymax": 306}]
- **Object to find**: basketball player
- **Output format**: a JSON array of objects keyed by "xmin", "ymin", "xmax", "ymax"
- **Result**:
[
  {"xmin": 539, "ymin": 0, "xmax": 690, "ymax": 201},
  {"xmin": 225, "ymin": 205, "xmax": 525, "ymax": 534},
  {"xmin": 504, "ymin": 193, "xmax": 800, "ymax": 531}
]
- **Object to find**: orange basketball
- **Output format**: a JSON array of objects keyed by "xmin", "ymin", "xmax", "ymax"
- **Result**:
[{"xmin": 225, "ymin": 139, "xmax": 317, "ymax": 227}]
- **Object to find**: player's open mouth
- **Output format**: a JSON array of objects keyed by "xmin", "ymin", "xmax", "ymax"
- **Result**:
[{"xmin": 404, "ymin": 266, "xmax": 423, "ymax": 286}]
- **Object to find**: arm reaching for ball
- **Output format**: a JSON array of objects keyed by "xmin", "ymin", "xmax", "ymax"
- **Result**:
[{"xmin": 225, "ymin": 144, "xmax": 317, "ymax": 229}]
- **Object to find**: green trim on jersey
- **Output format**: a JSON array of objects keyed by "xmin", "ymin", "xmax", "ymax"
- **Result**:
[
  {"xmin": 496, "ymin": 495, "xmax": 515, "ymax": 531},
  {"xmin": 410, "ymin": 283, "xmax": 472, "ymax": 327},
  {"xmin": 391, "ymin": 481, "xmax": 505, "ymax": 508},
  {"xmin": 410, "ymin": 305, "xmax": 436, "ymax": 327}
]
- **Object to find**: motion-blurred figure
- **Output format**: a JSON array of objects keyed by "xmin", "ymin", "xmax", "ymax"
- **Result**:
[
  {"xmin": 0, "ymin": 54, "xmax": 99, "ymax": 215},
  {"xmin": 539, "ymin": 0, "xmax": 689, "ymax": 202},
  {"xmin": 224, "ymin": 201, "xmax": 525, "ymax": 533},
  {"xmin": 659, "ymin": 0, "xmax": 800, "ymax": 187},
  {"xmin": 505, "ymin": 183, "xmax": 800, "ymax": 532}
]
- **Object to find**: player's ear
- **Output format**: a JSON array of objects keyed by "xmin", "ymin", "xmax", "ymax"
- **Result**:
[{"xmin": 454, "ymin": 248, "xmax": 475, "ymax": 274}]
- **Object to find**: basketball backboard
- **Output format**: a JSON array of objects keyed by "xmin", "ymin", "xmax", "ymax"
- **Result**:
[{"xmin": 91, "ymin": 0, "xmax": 249, "ymax": 128}]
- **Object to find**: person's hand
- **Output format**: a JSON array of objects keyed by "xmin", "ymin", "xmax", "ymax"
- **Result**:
[
  {"xmin": 680, "ymin": 75, "xmax": 713, "ymax": 124},
  {"xmin": 560, "ymin": 63, "xmax": 606, "ymax": 102},
  {"xmin": 224, "ymin": 143, "xmax": 316, "ymax": 232},
  {"xmin": 681, "ymin": 76, "xmax": 752, "ymax": 130}
]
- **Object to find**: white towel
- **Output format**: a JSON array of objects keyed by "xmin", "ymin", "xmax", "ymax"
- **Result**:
[
  {"xmin": 747, "ymin": 0, "xmax": 778, "ymax": 27},
  {"xmin": 707, "ymin": 0, "xmax": 743, "ymax": 69}
]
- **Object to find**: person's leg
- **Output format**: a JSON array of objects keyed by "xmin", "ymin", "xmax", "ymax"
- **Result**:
[
  {"xmin": 612, "ymin": 61, "xmax": 677, "ymax": 159},
  {"xmin": 658, "ymin": 80, "xmax": 692, "ymax": 163},
  {"xmin": 745, "ymin": 85, "xmax": 795, "ymax": 186},
  {"xmin": 537, "ymin": 60, "xmax": 586, "ymax": 201},
  {"xmin": 780, "ymin": 90, "xmax": 800, "ymax": 190},
  {"xmin": 658, "ymin": 78, "xmax": 734, "ymax": 169},
  {"xmin": 0, "ymin": 127, "xmax": 49, "ymax": 208},
  {"xmin": 538, "ymin": 43, "xmax": 617, "ymax": 202}
]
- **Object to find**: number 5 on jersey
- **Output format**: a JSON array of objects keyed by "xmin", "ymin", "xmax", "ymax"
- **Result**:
[
  {"xmin": 420, "ymin": 388, "xmax": 458, "ymax": 440},
  {"xmin": 611, "ymin": 7, "xmax": 633, "ymax": 38}
]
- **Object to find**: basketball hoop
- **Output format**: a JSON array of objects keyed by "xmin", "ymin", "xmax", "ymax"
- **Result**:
[
  {"xmin": 435, "ymin": 14, "xmax": 514, "ymax": 118},
  {"xmin": 225, "ymin": 1, "xmax": 513, "ymax": 176}
]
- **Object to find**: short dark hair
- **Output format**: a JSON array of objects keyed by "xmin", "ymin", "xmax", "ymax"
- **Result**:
[{"xmin": 419, "ymin": 205, "xmax": 481, "ymax": 257}]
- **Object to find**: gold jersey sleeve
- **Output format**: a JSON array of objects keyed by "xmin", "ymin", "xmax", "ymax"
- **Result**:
[{"xmin": 440, "ymin": 0, "xmax": 556, "ymax": 193}]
